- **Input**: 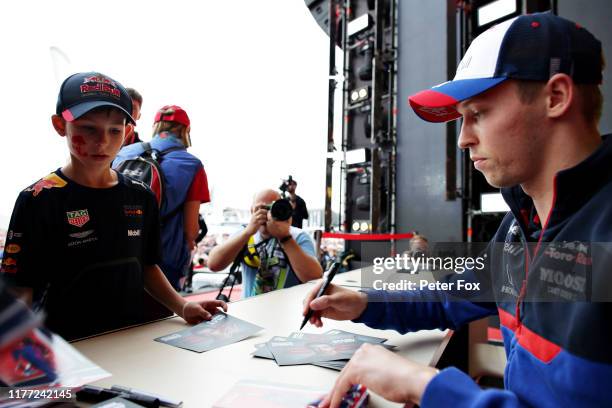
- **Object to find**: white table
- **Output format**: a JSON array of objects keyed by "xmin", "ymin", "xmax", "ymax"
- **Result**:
[{"xmin": 74, "ymin": 278, "xmax": 449, "ymax": 407}]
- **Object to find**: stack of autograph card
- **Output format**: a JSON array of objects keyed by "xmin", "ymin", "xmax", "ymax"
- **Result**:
[
  {"xmin": 155, "ymin": 312, "xmax": 263, "ymax": 353},
  {"xmin": 0, "ymin": 281, "xmax": 110, "ymax": 407},
  {"xmin": 251, "ymin": 329, "xmax": 394, "ymax": 370}
]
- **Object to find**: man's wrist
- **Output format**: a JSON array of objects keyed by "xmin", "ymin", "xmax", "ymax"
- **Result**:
[
  {"xmin": 241, "ymin": 228, "xmax": 254, "ymax": 241},
  {"xmin": 410, "ymin": 366, "xmax": 440, "ymax": 405},
  {"xmin": 279, "ymin": 234, "xmax": 293, "ymax": 244}
]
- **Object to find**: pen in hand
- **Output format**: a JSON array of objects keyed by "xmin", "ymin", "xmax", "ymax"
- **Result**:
[{"xmin": 300, "ymin": 261, "xmax": 342, "ymax": 330}]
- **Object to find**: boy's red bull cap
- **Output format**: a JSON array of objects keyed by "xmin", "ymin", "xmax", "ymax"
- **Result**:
[
  {"xmin": 408, "ymin": 12, "xmax": 603, "ymax": 123},
  {"xmin": 56, "ymin": 72, "xmax": 135, "ymax": 124},
  {"xmin": 154, "ymin": 105, "xmax": 190, "ymax": 127}
]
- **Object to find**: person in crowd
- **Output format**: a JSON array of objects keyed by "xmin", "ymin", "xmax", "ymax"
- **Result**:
[
  {"xmin": 286, "ymin": 178, "xmax": 309, "ymax": 229},
  {"xmin": 208, "ymin": 189, "xmax": 322, "ymax": 297},
  {"xmin": 304, "ymin": 12, "xmax": 612, "ymax": 407},
  {"xmin": 114, "ymin": 105, "xmax": 211, "ymax": 290},
  {"xmin": 122, "ymin": 87, "xmax": 143, "ymax": 146},
  {"xmin": 405, "ymin": 233, "xmax": 429, "ymax": 258},
  {"xmin": 0, "ymin": 72, "xmax": 225, "ymax": 340},
  {"xmin": 194, "ymin": 257, "xmax": 207, "ymax": 271}
]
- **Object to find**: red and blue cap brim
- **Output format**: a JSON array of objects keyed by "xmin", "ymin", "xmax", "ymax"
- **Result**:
[
  {"xmin": 61, "ymin": 100, "xmax": 136, "ymax": 124},
  {"xmin": 408, "ymin": 77, "xmax": 507, "ymax": 122}
]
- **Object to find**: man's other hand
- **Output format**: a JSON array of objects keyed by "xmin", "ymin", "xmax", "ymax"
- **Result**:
[
  {"xmin": 318, "ymin": 344, "xmax": 439, "ymax": 407},
  {"xmin": 266, "ymin": 215, "xmax": 291, "ymax": 239}
]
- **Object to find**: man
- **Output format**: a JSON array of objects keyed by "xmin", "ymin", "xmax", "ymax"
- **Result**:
[
  {"xmin": 208, "ymin": 189, "xmax": 322, "ymax": 297},
  {"xmin": 122, "ymin": 87, "xmax": 143, "ymax": 146},
  {"xmin": 304, "ymin": 12, "xmax": 612, "ymax": 407},
  {"xmin": 0, "ymin": 72, "xmax": 226, "ymax": 340},
  {"xmin": 114, "ymin": 105, "xmax": 211, "ymax": 290},
  {"xmin": 286, "ymin": 178, "xmax": 309, "ymax": 229}
]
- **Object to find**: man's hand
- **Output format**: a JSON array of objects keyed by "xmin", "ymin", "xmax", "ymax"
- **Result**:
[
  {"xmin": 181, "ymin": 300, "xmax": 228, "ymax": 324},
  {"xmin": 318, "ymin": 344, "xmax": 439, "ymax": 407},
  {"xmin": 187, "ymin": 239, "xmax": 196, "ymax": 251},
  {"xmin": 302, "ymin": 281, "xmax": 368, "ymax": 327},
  {"xmin": 244, "ymin": 206, "xmax": 268, "ymax": 236},
  {"xmin": 265, "ymin": 213, "xmax": 291, "ymax": 240}
]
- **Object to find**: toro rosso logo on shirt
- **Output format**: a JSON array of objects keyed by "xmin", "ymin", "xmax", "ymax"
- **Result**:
[{"xmin": 66, "ymin": 209, "xmax": 90, "ymax": 228}]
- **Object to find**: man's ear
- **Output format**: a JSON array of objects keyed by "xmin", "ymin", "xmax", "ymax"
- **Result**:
[
  {"xmin": 51, "ymin": 115, "xmax": 67, "ymax": 136},
  {"xmin": 545, "ymin": 73, "xmax": 574, "ymax": 119},
  {"xmin": 125, "ymin": 123, "xmax": 134, "ymax": 139}
]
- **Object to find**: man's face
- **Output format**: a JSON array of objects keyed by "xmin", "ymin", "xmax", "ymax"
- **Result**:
[
  {"xmin": 132, "ymin": 100, "xmax": 142, "ymax": 122},
  {"xmin": 251, "ymin": 191, "xmax": 281, "ymax": 236},
  {"xmin": 55, "ymin": 109, "xmax": 129, "ymax": 170},
  {"xmin": 457, "ymin": 81, "xmax": 545, "ymax": 189},
  {"xmin": 287, "ymin": 181, "xmax": 296, "ymax": 194}
]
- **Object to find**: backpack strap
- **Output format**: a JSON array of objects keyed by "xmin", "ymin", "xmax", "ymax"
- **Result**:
[
  {"xmin": 140, "ymin": 142, "xmax": 183, "ymax": 159},
  {"xmin": 159, "ymin": 145, "xmax": 185, "ymax": 156},
  {"xmin": 156, "ymin": 145, "xmax": 190, "ymax": 225}
]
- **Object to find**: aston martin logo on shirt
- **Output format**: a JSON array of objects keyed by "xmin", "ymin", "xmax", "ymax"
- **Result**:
[
  {"xmin": 66, "ymin": 209, "xmax": 90, "ymax": 228},
  {"xmin": 69, "ymin": 229, "xmax": 95, "ymax": 239}
]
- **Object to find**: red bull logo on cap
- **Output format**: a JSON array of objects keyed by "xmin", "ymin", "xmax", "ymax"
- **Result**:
[
  {"xmin": 80, "ymin": 75, "xmax": 120, "ymax": 98},
  {"xmin": 83, "ymin": 75, "xmax": 117, "ymax": 87}
]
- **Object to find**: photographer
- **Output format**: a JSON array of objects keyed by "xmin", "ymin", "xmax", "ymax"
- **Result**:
[
  {"xmin": 208, "ymin": 189, "xmax": 322, "ymax": 298},
  {"xmin": 281, "ymin": 176, "xmax": 309, "ymax": 229}
]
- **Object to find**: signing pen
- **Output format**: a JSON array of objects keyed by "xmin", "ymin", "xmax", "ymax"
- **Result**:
[
  {"xmin": 300, "ymin": 261, "xmax": 342, "ymax": 330},
  {"xmin": 111, "ymin": 385, "xmax": 182, "ymax": 408}
]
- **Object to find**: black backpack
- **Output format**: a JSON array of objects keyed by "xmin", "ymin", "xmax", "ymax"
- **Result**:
[{"xmin": 114, "ymin": 142, "xmax": 183, "ymax": 212}]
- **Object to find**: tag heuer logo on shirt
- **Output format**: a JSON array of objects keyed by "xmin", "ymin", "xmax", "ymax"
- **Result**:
[
  {"xmin": 66, "ymin": 209, "xmax": 90, "ymax": 228},
  {"xmin": 127, "ymin": 229, "xmax": 141, "ymax": 237}
]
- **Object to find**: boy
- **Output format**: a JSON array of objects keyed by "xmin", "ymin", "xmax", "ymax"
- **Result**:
[{"xmin": 0, "ymin": 72, "xmax": 226, "ymax": 340}]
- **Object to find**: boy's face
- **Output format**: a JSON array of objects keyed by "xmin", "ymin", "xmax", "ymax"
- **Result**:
[{"xmin": 52, "ymin": 109, "xmax": 132, "ymax": 170}]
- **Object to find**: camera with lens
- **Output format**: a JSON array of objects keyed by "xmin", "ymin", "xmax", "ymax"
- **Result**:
[
  {"xmin": 264, "ymin": 198, "xmax": 293, "ymax": 221},
  {"xmin": 279, "ymin": 175, "xmax": 293, "ymax": 194}
]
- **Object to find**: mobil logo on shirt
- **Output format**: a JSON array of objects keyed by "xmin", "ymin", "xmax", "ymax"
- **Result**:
[{"xmin": 66, "ymin": 209, "xmax": 90, "ymax": 228}]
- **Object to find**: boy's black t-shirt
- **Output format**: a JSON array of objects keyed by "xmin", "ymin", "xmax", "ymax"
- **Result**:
[{"xmin": 0, "ymin": 169, "xmax": 162, "ymax": 340}]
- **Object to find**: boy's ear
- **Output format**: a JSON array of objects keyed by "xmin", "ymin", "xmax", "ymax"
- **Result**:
[
  {"xmin": 51, "ymin": 115, "xmax": 67, "ymax": 136},
  {"xmin": 125, "ymin": 123, "xmax": 134, "ymax": 136}
]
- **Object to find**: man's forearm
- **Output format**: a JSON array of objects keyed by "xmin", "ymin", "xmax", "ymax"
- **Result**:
[
  {"xmin": 281, "ymin": 238, "xmax": 323, "ymax": 282},
  {"xmin": 208, "ymin": 230, "xmax": 250, "ymax": 271},
  {"xmin": 11, "ymin": 286, "xmax": 33, "ymax": 306},
  {"xmin": 183, "ymin": 201, "xmax": 201, "ymax": 247},
  {"xmin": 143, "ymin": 265, "xmax": 186, "ymax": 317}
]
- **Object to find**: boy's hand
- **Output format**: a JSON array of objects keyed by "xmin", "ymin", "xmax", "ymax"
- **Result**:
[{"xmin": 182, "ymin": 300, "xmax": 228, "ymax": 324}]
